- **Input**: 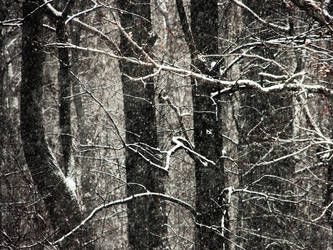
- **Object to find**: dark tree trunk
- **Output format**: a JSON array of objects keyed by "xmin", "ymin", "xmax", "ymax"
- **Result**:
[
  {"xmin": 325, "ymin": 59, "xmax": 333, "ymax": 241},
  {"xmin": 118, "ymin": 0, "xmax": 168, "ymax": 249},
  {"xmin": 190, "ymin": 1, "xmax": 227, "ymax": 249},
  {"xmin": 20, "ymin": 1, "xmax": 94, "ymax": 248},
  {"xmin": 56, "ymin": 8, "xmax": 73, "ymax": 177},
  {"xmin": 0, "ymin": 6, "xmax": 6, "ymax": 230},
  {"xmin": 325, "ymin": 159, "xmax": 333, "ymax": 235},
  {"xmin": 324, "ymin": 15, "xmax": 333, "ymax": 243}
]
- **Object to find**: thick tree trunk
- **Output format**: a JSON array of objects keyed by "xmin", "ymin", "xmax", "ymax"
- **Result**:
[
  {"xmin": 221, "ymin": 3, "xmax": 243, "ymax": 249},
  {"xmin": 70, "ymin": 0, "xmax": 95, "ymax": 214},
  {"xmin": 190, "ymin": 1, "xmax": 227, "ymax": 249},
  {"xmin": 118, "ymin": 0, "xmax": 168, "ymax": 249},
  {"xmin": 57, "ymin": 14, "xmax": 73, "ymax": 177},
  {"xmin": 20, "ymin": 1, "xmax": 94, "ymax": 248}
]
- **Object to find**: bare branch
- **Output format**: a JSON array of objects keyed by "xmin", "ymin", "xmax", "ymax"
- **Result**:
[
  {"xmin": 43, "ymin": 0, "xmax": 62, "ymax": 17},
  {"xmin": 230, "ymin": 0, "xmax": 291, "ymax": 32},
  {"xmin": 290, "ymin": 0, "xmax": 333, "ymax": 32},
  {"xmin": 52, "ymin": 192, "xmax": 196, "ymax": 246},
  {"xmin": 175, "ymin": 0, "xmax": 196, "ymax": 54},
  {"xmin": 312, "ymin": 201, "xmax": 333, "ymax": 222},
  {"xmin": 48, "ymin": 43, "xmax": 333, "ymax": 98},
  {"xmin": 70, "ymin": 18, "xmax": 120, "ymax": 54},
  {"xmin": 65, "ymin": 2, "xmax": 104, "ymax": 24}
]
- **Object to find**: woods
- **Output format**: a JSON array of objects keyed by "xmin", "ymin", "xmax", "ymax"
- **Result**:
[{"xmin": 1, "ymin": 0, "xmax": 333, "ymax": 249}]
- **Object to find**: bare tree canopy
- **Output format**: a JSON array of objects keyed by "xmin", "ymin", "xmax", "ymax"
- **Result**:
[{"xmin": 1, "ymin": 0, "xmax": 333, "ymax": 249}]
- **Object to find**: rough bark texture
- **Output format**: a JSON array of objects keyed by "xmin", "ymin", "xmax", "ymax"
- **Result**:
[
  {"xmin": 20, "ymin": 1, "xmax": 94, "ymax": 248},
  {"xmin": 221, "ymin": 3, "xmax": 243, "ymax": 249},
  {"xmin": 0, "ymin": 6, "xmax": 6, "ymax": 230},
  {"xmin": 70, "ymin": 0, "xmax": 95, "ymax": 214},
  {"xmin": 325, "ymin": 156, "xmax": 333, "ymax": 235},
  {"xmin": 57, "ymin": 10, "xmax": 73, "ymax": 177},
  {"xmin": 325, "ymin": 21, "xmax": 333, "ymax": 247},
  {"xmin": 118, "ymin": 0, "xmax": 168, "ymax": 249},
  {"xmin": 190, "ymin": 0, "xmax": 227, "ymax": 249},
  {"xmin": 325, "ymin": 49, "xmax": 333, "ymax": 241}
]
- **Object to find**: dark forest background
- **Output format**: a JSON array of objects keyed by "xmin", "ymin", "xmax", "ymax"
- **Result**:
[{"xmin": 1, "ymin": 0, "xmax": 333, "ymax": 249}]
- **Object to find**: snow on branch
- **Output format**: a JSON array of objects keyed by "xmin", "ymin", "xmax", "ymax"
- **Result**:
[
  {"xmin": 165, "ymin": 137, "xmax": 215, "ymax": 170},
  {"xmin": 291, "ymin": 0, "xmax": 333, "ymax": 32},
  {"xmin": 230, "ymin": 0, "xmax": 291, "ymax": 32},
  {"xmin": 312, "ymin": 201, "xmax": 333, "ymax": 222},
  {"xmin": 52, "ymin": 192, "xmax": 196, "ymax": 246},
  {"xmin": 43, "ymin": 0, "xmax": 62, "ymax": 17},
  {"xmin": 65, "ymin": 2, "xmax": 104, "ymax": 25},
  {"xmin": 127, "ymin": 143, "xmax": 168, "ymax": 173},
  {"xmin": 47, "ymin": 43, "xmax": 333, "ymax": 98}
]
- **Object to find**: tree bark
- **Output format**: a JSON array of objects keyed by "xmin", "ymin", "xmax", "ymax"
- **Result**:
[
  {"xmin": 221, "ymin": 3, "xmax": 243, "ymax": 249},
  {"xmin": 190, "ymin": 1, "xmax": 227, "ymax": 249},
  {"xmin": 70, "ymin": 0, "xmax": 95, "ymax": 214},
  {"xmin": 0, "ymin": 6, "xmax": 6, "ymax": 230},
  {"xmin": 56, "ymin": 9, "xmax": 74, "ymax": 177},
  {"xmin": 20, "ymin": 1, "xmax": 94, "ymax": 248},
  {"xmin": 118, "ymin": 0, "xmax": 168, "ymax": 249}
]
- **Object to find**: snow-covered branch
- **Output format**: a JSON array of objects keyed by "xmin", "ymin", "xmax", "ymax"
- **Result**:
[
  {"xmin": 49, "ymin": 42, "xmax": 333, "ymax": 99},
  {"xmin": 230, "ymin": 0, "xmax": 291, "ymax": 32},
  {"xmin": 52, "ymin": 192, "xmax": 196, "ymax": 246},
  {"xmin": 165, "ymin": 137, "xmax": 215, "ymax": 170},
  {"xmin": 291, "ymin": 0, "xmax": 333, "ymax": 31}
]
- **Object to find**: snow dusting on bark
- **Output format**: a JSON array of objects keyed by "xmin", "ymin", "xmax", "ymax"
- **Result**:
[{"xmin": 65, "ymin": 176, "xmax": 77, "ymax": 197}]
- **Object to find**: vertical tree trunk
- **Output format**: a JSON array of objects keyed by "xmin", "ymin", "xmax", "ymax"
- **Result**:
[
  {"xmin": 190, "ymin": 1, "xmax": 227, "ymax": 249},
  {"xmin": 324, "ymin": 42, "xmax": 333, "ymax": 244},
  {"xmin": 118, "ymin": 0, "xmax": 168, "ymax": 249},
  {"xmin": 220, "ymin": 3, "xmax": 243, "ymax": 249},
  {"xmin": 70, "ymin": 0, "xmax": 95, "ymax": 214},
  {"xmin": 56, "ymin": 1, "xmax": 74, "ymax": 177},
  {"xmin": 21, "ymin": 1, "xmax": 94, "ymax": 248},
  {"xmin": 324, "ymin": 7, "xmax": 333, "ymax": 241},
  {"xmin": 325, "ymin": 157, "xmax": 333, "ymax": 237},
  {"xmin": 0, "ymin": 7, "xmax": 6, "ymax": 229}
]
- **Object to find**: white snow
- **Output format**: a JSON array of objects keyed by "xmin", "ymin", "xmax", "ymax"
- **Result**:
[{"xmin": 65, "ymin": 176, "xmax": 77, "ymax": 195}]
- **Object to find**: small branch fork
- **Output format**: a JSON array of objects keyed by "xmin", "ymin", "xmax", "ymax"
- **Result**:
[{"xmin": 230, "ymin": 0, "xmax": 291, "ymax": 32}]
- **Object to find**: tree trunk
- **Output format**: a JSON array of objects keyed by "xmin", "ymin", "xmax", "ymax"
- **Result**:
[
  {"xmin": 0, "ymin": 7, "xmax": 6, "ymax": 230},
  {"xmin": 70, "ymin": 0, "xmax": 95, "ymax": 214},
  {"xmin": 20, "ymin": 1, "xmax": 94, "ymax": 248},
  {"xmin": 220, "ymin": 3, "xmax": 243, "ymax": 249},
  {"xmin": 190, "ymin": 1, "xmax": 227, "ymax": 249},
  {"xmin": 56, "ymin": 11, "xmax": 74, "ymax": 177},
  {"xmin": 118, "ymin": 0, "xmax": 168, "ymax": 249}
]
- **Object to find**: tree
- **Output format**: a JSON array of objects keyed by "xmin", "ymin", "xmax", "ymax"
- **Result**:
[
  {"xmin": 69, "ymin": 0, "xmax": 94, "ymax": 213},
  {"xmin": 55, "ymin": 0, "xmax": 75, "ymax": 177},
  {"xmin": 191, "ymin": 1, "xmax": 228, "ymax": 248},
  {"xmin": 224, "ymin": 1, "xmax": 333, "ymax": 248},
  {"xmin": 177, "ymin": 0, "xmax": 227, "ymax": 248},
  {"xmin": 117, "ymin": 0, "xmax": 168, "ymax": 248},
  {"xmin": 20, "ymin": 1, "xmax": 94, "ymax": 248},
  {"xmin": 2, "ymin": 0, "xmax": 333, "ymax": 248}
]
